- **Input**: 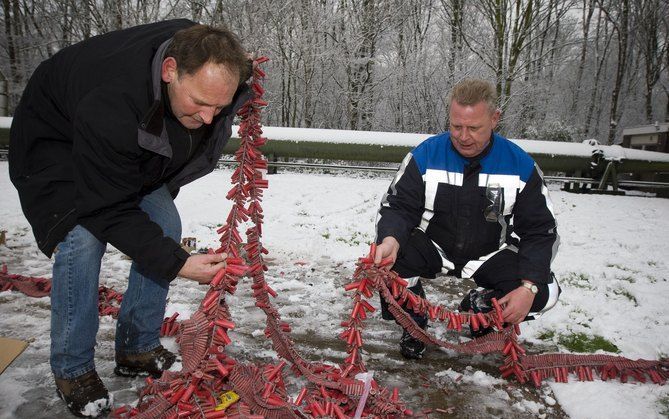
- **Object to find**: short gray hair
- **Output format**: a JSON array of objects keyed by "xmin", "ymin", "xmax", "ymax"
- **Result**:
[{"xmin": 448, "ymin": 79, "xmax": 498, "ymax": 113}]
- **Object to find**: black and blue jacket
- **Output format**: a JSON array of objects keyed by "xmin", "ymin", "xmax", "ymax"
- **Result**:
[{"xmin": 376, "ymin": 132, "xmax": 558, "ymax": 285}]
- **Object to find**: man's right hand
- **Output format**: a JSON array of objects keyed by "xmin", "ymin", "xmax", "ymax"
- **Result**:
[
  {"xmin": 373, "ymin": 236, "xmax": 400, "ymax": 269},
  {"xmin": 178, "ymin": 253, "xmax": 227, "ymax": 284}
]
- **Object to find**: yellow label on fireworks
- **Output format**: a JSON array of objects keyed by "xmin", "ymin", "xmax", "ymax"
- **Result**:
[{"xmin": 215, "ymin": 390, "xmax": 240, "ymax": 411}]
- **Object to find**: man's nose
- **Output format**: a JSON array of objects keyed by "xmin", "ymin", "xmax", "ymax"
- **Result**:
[{"xmin": 199, "ymin": 107, "xmax": 215, "ymax": 124}]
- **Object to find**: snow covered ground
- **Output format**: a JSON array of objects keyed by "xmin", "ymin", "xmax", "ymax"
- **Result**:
[{"xmin": 1, "ymin": 160, "xmax": 668, "ymax": 418}]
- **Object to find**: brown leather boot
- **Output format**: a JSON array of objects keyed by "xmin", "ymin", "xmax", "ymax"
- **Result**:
[
  {"xmin": 54, "ymin": 370, "xmax": 112, "ymax": 417},
  {"xmin": 114, "ymin": 345, "xmax": 176, "ymax": 378}
]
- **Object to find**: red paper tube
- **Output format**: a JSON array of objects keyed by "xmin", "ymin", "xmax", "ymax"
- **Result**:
[
  {"xmin": 213, "ymin": 359, "xmax": 229, "ymax": 377},
  {"xmin": 344, "ymin": 281, "xmax": 361, "ymax": 291},
  {"xmin": 169, "ymin": 386, "xmax": 187, "ymax": 404},
  {"xmin": 225, "ymin": 186, "xmax": 238, "ymax": 200},
  {"xmin": 252, "ymin": 98, "xmax": 268, "ymax": 106},
  {"xmin": 332, "ymin": 404, "xmax": 347, "ymax": 419},
  {"xmin": 428, "ymin": 306, "xmax": 437, "ymax": 320},
  {"xmin": 210, "ymin": 269, "xmax": 226, "ymax": 287},
  {"xmin": 215, "ymin": 328, "xmax": 232, "ymax": 345},
  {"xmin": 391, "ymin": 282, "xmax": 399, "ymax": 298},
  {"xmin": 531, "ymin": 370, "xmax": 541, "ymax": 387},
  {"xmin": 311, "ymin": 402, "xmax": 326, "ymax": 416},
  {"xmin": 360, "ymin": 299, "xmax": 375, "ymax": 313},
  {"xmin": 477, "ymin": 312, "xmax": 489, "ymax": 328},
  {"xmin": 214, "ymin": 319, "xmax": 235, "ymax": 329},
  {"xmin": 351, "ymin": 302, "xmax": 361, "ymax": 319},
  {"xmin": 368, "ymin": 243, "xmax": 377, "ymax": 259},
  {"xmin": 266, "ymin": 395, "xmax": 286, "ymax": 407},
  {"xmin": 225, "ymin": 264, "xmax": 247, "ymax": 277},
  {"xmin": 346, "ymin": 328, "xmax": 356, "ymax": 346},
  {"xmin": 202, "ymin": 291, "xmax": 220, "ymax": 309},
  {"xmin": 265, "ymin": 285, "xmax": 277, "ymax": 298},
  {"xmin": 393, "ymin": 276, "xmax": 409, "ymax": 287},
  {"xmin": 204, "ymin": 410, "xmax": 228, "ymax": 419},
  {"xmin": 355, "ymin": 330, "xmax": 363, "ymax": 347},
  {"xmin": 267, "ymin": 361, "xmax": 287, "ymax": 381},
  {"xmin": 378, "ymin": 256, "xmax": 394, "ymax": 267},
  {"xmin": 169, "ymin": 321, "xmax": 179, "ymax": 336},
  {"xmin": 295, "ymin": 387, "xmax": 308, "ymax": 406},
  {"xmin": 470, "ymin": 313, "xmax": 479, "ymax": 331},
  {"xmin": 262, "ymin": 383, "xmax": 274, "ymax": 399},
  {"xmin": 391, "ymin": 387, "xmax": 399, "ymax": 402},
  {"xmin": 177, "ymin": 409, "xmax": 194, "ymax": 418}
]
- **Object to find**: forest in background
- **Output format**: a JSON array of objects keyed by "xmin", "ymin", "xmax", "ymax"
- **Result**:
[{"xmin": 1, "ymin": 0, "xmax": 668, "ymax": 144}]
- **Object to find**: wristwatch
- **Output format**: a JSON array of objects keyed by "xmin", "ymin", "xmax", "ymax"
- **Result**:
[{"xmin": 521, "ymin": 280, "xmax": 538, "ymax": 295}]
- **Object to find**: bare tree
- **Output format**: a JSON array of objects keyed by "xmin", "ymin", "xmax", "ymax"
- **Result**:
[
  {"xmin": 633, "ymin": 0, "xmax": 668, "ymax": 123},
  {"xmin": 597, "ymin": 0, "xmax": 631, "ymax": 144}
]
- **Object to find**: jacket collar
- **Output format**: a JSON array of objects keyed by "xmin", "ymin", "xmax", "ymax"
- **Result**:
[{"xmin": 137, "ymin": 39, "xmax": 173, "ymax": 157}]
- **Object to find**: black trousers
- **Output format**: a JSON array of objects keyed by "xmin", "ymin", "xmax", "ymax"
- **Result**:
[{"xmin": 380, "ymin": 229, "xmax": 554, "ymax": 325}]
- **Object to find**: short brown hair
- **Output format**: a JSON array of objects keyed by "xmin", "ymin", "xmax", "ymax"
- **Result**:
[
  {"xmin": 449, "ymin": 79, "xmax": 498, "ymax": 113},
  {"xmin": 166, "ymin": 24, "xmax": 251, "ymax": 85}
]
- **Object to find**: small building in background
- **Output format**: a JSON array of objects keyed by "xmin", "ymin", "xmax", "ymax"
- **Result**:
[{"xmin": 621, "ymin": 123, "xmax": 669, "ymax": 153}]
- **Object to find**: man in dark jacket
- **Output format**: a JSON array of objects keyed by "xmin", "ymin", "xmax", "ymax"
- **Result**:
[
  {"xmin": 373, "ymin": 79, "xmax": 560, "ymax": 359},
  {"xmin": 9, "ymin": 20, "xmax": 252, "ymax": 417}
]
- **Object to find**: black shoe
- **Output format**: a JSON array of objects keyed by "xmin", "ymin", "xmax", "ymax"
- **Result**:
[
  {"xmin": 459, "ymin": 288, "xmax": 502, "ymax": 314},
  {"xmin": 459, "ymin": 288, "xmax": 501, "ymax": 339},
  {"xmin": 399, "ymin": 329, "xmax": 426, "ymax": 359},
  {"xmin": 114, "ymin": 345, "xmax": 176, "ymax": 378},
  {"xmin": 54, "ymin": 370, "xmax": 112, "ymax": 417}
]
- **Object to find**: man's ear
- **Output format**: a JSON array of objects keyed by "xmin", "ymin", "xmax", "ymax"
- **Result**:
[
  {"xmin": 491, "ymin": 108, "xmax": 501, "ymax": 129},
  {"xmin": 161, "ymin": 57, "xmax": 178, "ymax": 83}
]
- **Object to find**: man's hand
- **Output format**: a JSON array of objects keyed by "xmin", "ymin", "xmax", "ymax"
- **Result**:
[
  {"xmin": 373, "ymin": 236, "xmax": 400, "ymax": 269},
  {"xmin": 498, "ymin": 284, "xmax": 535, "ymax": 324},
  {"xmin": 178, "ymin": 253, "xmax": 227, "ymax": 284}
]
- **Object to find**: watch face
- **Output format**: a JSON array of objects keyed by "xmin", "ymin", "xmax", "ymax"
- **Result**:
[{"xmin": 523, "ymin": 282, "xmax": 538, "ymax": 294}]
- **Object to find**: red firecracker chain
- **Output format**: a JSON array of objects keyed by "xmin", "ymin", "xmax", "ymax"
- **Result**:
[
  {"xmin": 1, "ymin": 58, "xmax": 667, "ymax": 418},
  {"xmin": 112, "ymin": 57, "xmax": 408, "ymax": 418},
  {"xmin": 348, "ymin": 251, "xmax": 668, "ymax": 388}
]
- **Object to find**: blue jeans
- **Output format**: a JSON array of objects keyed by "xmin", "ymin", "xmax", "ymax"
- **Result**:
[{"xmin": 50, "ymin": 185, "xmax": 181, "ymax": 379}]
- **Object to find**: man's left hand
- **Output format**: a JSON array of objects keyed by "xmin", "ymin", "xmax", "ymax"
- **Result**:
[{"xmin": 498, "ymin": 285, "xmax": 535, "ymax": 324}]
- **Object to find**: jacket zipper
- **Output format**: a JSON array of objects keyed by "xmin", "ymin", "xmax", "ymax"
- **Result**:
[{"xmin": 187, "ymin": 129, "xmax": 193, "ymax": 159}]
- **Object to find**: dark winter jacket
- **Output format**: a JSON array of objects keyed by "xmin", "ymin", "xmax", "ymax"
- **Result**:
[
  {"xmin": 376, "ymin": 132, "xmax": 558, "ymax": 284},
  {"xmin": 9, "ymin": 19, "xmax": 252, "ymax": 280}
]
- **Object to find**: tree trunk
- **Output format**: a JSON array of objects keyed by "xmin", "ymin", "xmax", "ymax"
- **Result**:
[{"xmin": 604, "ymin": 0, "xmax": 630, "ymax": 145}]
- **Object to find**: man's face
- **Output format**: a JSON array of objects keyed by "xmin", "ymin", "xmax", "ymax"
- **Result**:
[
  {"xmin": 448, "ymin": 100, "xmax": 500, "ymax": 158},
  {"xmin": 162, "ymin": 58, "xmax": 239, "ymax": 129}
]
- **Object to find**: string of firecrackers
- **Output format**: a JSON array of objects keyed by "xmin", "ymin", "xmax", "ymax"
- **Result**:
[
  {"xmin": 110, "ymin": 56, "xmax": 404, "ymax": 419},
  {"xmin": 0, "ymin": 263, "xmax": 52, "ymax": 297},
  {"xmin": 0, "ymin": 264, "xmax": 126, "ymax": 319},
  {"xmin": 349, "ymin": 244, "xmax": 669, "ymax": 388}
]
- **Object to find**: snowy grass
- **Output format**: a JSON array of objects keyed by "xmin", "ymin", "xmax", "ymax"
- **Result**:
[{"xmin": 1, "ymin": 162, "xmax": 668, "ymax": 418}]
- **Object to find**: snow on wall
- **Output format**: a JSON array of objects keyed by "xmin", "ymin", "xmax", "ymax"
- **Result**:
[{"xmin": 2, "ymin": 116, "xmax": 667, "ymax": 162}]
